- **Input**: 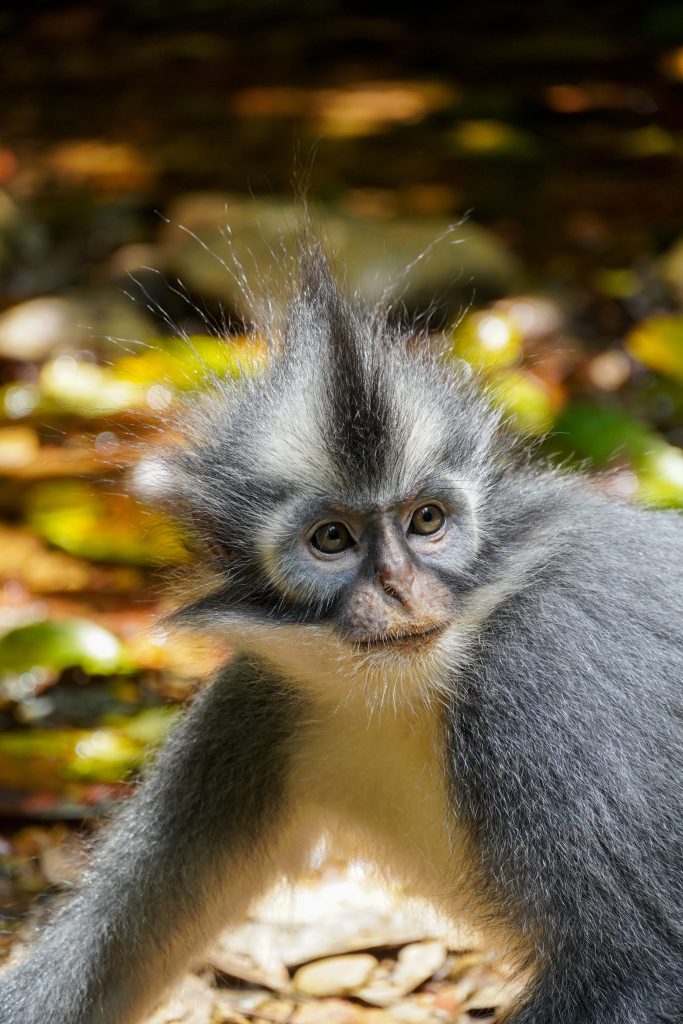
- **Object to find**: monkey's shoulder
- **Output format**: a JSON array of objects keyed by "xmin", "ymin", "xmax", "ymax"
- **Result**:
[{"xmin": 514, "ymin": 493, "xmax": 683, "ymax": 653}]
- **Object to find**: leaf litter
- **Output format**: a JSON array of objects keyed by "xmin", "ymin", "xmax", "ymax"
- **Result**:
[{"xmin": 126, "ymin": 862, "xmax": 524, "ymax": 1023}]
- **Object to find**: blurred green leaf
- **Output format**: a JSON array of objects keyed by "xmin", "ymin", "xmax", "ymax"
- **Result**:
[
  {"xmin": 637, "ymin": 446, "xmax": 683, "ymax": 506},
  {"xmin": 0, "ymin": 337, "xmax": 267, "ymax": 424},
  {"xmin": 68, "ymin": 708, "xmax": 176, "ymax": 780},
  {"xmin": 25, "ymin": 481, "xmax": 188, "ymax": 566},
  {"xmin": 450, "ymin": 311, "xmax": 523, "ymax": 369},
  {"xmin": 113, "ymin": 334, "xmax": 268, "ymax": 391},
  {"xmin": 553, "ymin": 402, "xmax": 656, "ymax": 464},
  {"xmin": 449, "ymin": 312, "xmax": 556, "ymax": 433},
  {"xmin": 621, "ymin": 126, "xmax": 677, "ymax": 157},
  {"xmin": 0, "ymin": 619, "xmax": 125, "ymax": 675},
  {"xmin": 593, "ymin": 268, "xmax": 640, "ymax": 299},
  {"xmin": 552, "ymin": 402, "xmax": 683, "ymax": 506},
  {"xmin": 488, "ymin": 370, "xmax": 556, "ymax": 434},
  {"xmin": 626, "ymin": 315, "xmax": 683, "ymax": 385},
  {"xmin": 450, "ymin": 120, "xmax": 541, "ymax": 159},
  {"xmin": 0, "ymin": 708, "xmax": 176, "ymax": 789}
]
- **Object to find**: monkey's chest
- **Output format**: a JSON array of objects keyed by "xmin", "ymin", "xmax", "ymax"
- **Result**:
[{"xmin": 292, "ymin": 707, "xmax": 466, "ymax": 905}]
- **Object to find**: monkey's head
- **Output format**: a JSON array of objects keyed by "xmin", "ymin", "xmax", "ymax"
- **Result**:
[{"xmin": 161, "ymin": 245, "xmax": 527, "ymax": 702}]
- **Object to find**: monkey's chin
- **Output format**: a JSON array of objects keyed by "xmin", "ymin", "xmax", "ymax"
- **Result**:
[{"xmin": 353, "ymin": 623, "xmax": 449, "ymax": 652}]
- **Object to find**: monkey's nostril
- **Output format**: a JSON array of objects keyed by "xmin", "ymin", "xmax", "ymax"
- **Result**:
[{"xmin": 380, "ymin": 577, "xmax": 408, "ymax": 606}]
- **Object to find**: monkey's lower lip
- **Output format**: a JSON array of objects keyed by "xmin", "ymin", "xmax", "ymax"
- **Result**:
[{"xmin": 356, "ymin": 624, "xmax": 448, "ymax": 650}]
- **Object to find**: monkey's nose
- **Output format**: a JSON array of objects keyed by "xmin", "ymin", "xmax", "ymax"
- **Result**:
[{"xmin": 377, "ymin": 567, "xmax": 414, "ymax": 610}]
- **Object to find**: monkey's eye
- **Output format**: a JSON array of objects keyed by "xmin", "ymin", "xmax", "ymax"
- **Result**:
[
  {"xmin": 311, "ymin": 522, "xmax": 354, "ymax": 554},
  {"xmin": 409, "ymin": 504, "xmax": 445, "ymax": 536}
]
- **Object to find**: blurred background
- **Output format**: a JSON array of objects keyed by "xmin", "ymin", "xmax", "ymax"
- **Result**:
[{"xmin": 0, "ymin": 2, "xmax": 682, "ymax": 1018}]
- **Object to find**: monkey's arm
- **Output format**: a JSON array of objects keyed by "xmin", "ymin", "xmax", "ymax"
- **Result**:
[
  {"xmin": 0, "ymin": 656, "xmax": 303, "ymax": 1024},
  {"xmin": 446, "ymin": 536, "xmax": 683, "ymax": 1024}
]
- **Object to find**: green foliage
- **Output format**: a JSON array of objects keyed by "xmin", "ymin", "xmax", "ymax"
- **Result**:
[{"xmin": 0, "ymin": 619, "xmax": 127, "ymax": 676}]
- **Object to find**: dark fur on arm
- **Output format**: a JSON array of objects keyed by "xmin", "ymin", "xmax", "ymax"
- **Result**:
[
  {"xmin": 0, "ymin": 656, "xmax": 302, "ymax": 1024},
  {"xmin": 445, "ymin": 501, "xmax": 683, "ymax": 1024}
]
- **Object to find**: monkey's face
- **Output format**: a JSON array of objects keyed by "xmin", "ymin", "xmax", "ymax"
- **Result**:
[
  {"xmin": 173, "ymin": 365, "xmax": 493, "ymax": 693},
  {"xmin": 306, "ymin": 501, "xmax": 458, "ymax": 648},
  {"xmin": 254, "ymin": 477, "xmax": 480, "ymax": 656}
]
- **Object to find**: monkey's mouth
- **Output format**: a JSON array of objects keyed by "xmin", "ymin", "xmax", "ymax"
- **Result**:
[{"xmin": 354, "ymin": 623, "xmax": 448, "ymax": 651}]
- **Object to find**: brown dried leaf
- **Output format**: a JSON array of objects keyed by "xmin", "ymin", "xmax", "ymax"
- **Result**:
[
  {"xmin": 357, "ymin": 941, "xmax": 446, "ymax": 1007},
  {"xmin": 292, "ymin": 998, "xmax": 367, "ymax": 1024},
  {"xmin": 145, "ymin": 974, "xmax": 214, "ymax": 1024},
  {"xmin": 0, "ymin": 525, "xmax": 145, "ymax": 594},
  {"xmin": 202, "ymin": 939, "xmax": 290, "ymax": 993},
  {"xmin": 293, "ymin": 954, "xmax": 379, "ymax": 997}
]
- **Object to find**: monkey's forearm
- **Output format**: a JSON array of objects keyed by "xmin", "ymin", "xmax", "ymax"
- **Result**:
[{"xmin": 0, "ymin": 657, "xmax": 301, "ymax": 1024}]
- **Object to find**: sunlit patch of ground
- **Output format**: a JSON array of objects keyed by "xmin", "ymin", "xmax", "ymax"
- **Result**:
[{"xmin": 1, "ymin": 826, "xmax": 524, "ymax": 1024}]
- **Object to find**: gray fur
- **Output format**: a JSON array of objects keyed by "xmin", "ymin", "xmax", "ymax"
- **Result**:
[
  {"xmin": 0, "ymin": 242, "xmax": 681, "ymax": 1023},
  {"xmin": 446, "ymin": 500, "xmax": 683, "ymax": 1023}
]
